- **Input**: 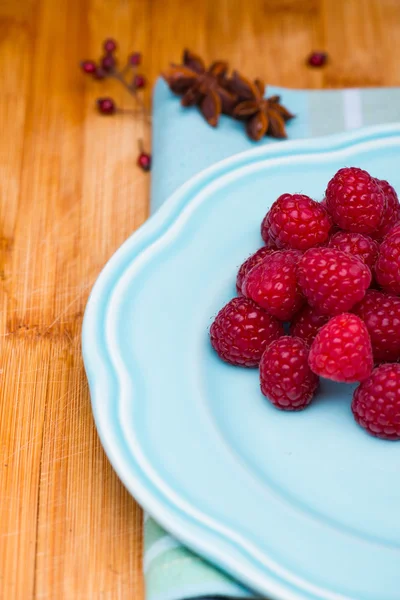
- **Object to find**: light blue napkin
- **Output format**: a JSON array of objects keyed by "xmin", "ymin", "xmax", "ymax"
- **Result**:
[{"xmin": 146, "ymin": 79, "xmax": 400, "ymax": 600}]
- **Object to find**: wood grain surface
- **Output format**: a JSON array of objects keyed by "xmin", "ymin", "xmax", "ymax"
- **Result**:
[{"xmin": 1, "ymin": 0, "xmax": 400, "ymax": 598}]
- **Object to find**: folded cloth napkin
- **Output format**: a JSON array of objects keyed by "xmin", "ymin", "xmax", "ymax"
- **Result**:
[{"xmin": 146, "ymin": 80, "xmax": 400, "ymax": 600}]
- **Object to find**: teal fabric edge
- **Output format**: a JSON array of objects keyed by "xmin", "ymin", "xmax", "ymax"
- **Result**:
[
  {"xmin": 148, "ymin": 582, "xmax": 255, "ymax": 600},
  {"xmin": 144, "ymin": 517, "xmax": 253, "ymax": 599}
]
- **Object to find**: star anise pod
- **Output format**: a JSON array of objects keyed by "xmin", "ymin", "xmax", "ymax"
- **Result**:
[
  {"xmin": 229, "ymin": 71, "xmax": 295, "ymax": 141},
  {"xmin": 162, "ymin": 49, "xmax": 237, "ymax": 127}
]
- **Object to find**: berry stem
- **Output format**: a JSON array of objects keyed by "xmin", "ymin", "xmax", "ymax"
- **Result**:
[
  {"xmin": 120, "ymin": 58, "xmax": 132, "ymax": 79},
  {"xmin": 109, "ymin": 69, "xmax": 148, "ymax": 116}
]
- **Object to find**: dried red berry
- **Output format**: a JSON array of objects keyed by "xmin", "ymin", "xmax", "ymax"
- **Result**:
[
  {"xmin": 134, "ymin": 74, "xmax": 146, "ymax": 89},
  {"xmin": 130, "ymin": 52, "xmax": 142, "ymax": 66},
  {"xmin": 101, "ymin": 54, "xmax": 116, "ymax": 72},
  {"xmin": 307, "ymin": 52, "xmax": 328, "ymax": 67},
  {"xmin": 81, "ymin": 60, "xmax": 97, "ymax": 74},
  {"xmin": 137, "ymin": 152, "xmax": 151, "ymax": 171},
  {"xmin": 97, "ymin": 97, "xmax": 116, "ymax": 115},
  {"xmin": 103, "ymin": 38, "xmax": 117, "ymax": 53}
]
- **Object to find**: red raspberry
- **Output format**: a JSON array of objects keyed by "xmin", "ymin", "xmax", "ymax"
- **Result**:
[
  {"xmin": 260, "ymin": 337, "xmax": 319, "ymax": 410},
  {"xmin": 325, "ymin": 167, "xmax": 385, "ymax": 233},
  {"xmin": 387, "ymin": 223, "xmax": 400, "ymax": 238},
  {"xmin": 261, "ymin": 211, "xmax": 270, "ymax": 242},
  {"xmin": 265, "ymin": 236, "xmax": 278, "ymax": 249},
  {"xmin": 320, "ymin": 198, "xmax": 335, "ymax": 224},
  {"xmin": 236, "ymin": 247, "xmax": 274, "ymax": 294},
  {"xmin": 266, "ymin": 193, "xmax": 331, "ymax": 250},
  {"xmin": 290, "ymin": 305, "xmax": 329, "ymax": 347},
  {"xmin": 353, "ymin": 290, "xmax": 400, "ymax": 363},
  {"xmin": 309, "ymin": 313, "xmax": 373, "ymax": 382},
  {"xmin": 284, "ymin": 249, "xmax": 303, "ymax": 263},
  {"xmin": 328, "ymin": 231, "xmax": 379, "ymax": 270},
  {"xmin": 297, "ymin": 247, "xmax": 371, "ymax": 316},
  {"xmin": 352, "ymin": 364, "xmax": 400, "ymax": 440},
  {"xmin": 243, "ymin": 251, "xmax": 304, "ymax": 321},
  {"xmin": 327, "ymin": 223, "xmax": 342, "ymax": 239},
  {"xmin": 210, "ymin": 297, "xmax": 283, "ymax": 367},
  {"xmin": 375, "ymin": 230, "xmax": 400, "ymax": 294},
  {"xmin": 371, "ymin": 178, "xmax": 400, "ymax": 239},
  {"xmin": 260, "ymin": 211, "xmax": 278, "ymax": 248}
]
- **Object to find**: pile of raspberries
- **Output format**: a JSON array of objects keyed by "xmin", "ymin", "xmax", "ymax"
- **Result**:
[{"xmin": 210, "ymin": 167, "xmax": 400, "ymax": 440}]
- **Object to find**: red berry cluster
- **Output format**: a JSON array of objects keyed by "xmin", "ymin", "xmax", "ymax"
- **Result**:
[
  {"xmin": 210, "ymin": 166, "xmax": 400, "ymax": 440},
  {"xmin": 80, "ymin": 38, "xmax": 151, "ymax": 171}
]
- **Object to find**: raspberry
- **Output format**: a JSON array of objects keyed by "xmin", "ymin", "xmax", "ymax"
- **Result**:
[
  {"xmin": 210, "ymin": 297, "xmax": 283, "ymax": 367},
  {"xmin": 320, "ymin": 199, "xmax": 336, "ymax": 228},
  {"xmin": 325, "ymin": 167, "xmax": 385, "ymax": 233},
  {"xmin": 266, "ymin": 193, "xmax": 331, "ymax": 250},
  {"xmin": 243, "ymin": 251, "xmax": 304, "ymax": 320},
  {"xmin": 290, "ymin": 305, "xmax": 329, "ymax": 347},
  {"xmin": 261, "ymin": 211, "xmax": 270, "ymax": 242},
  {"xmin": 375, "ymin": 231, "xmax": 400, "ymax": 295},
  {"xmin": 236, "ymin": 247, "xmax": 274, "ymax": 294},
  {"xmin": 297, "ymin": 247, "xmax": 371, "ymax": 315},
  {"xmin": 260, "ymin": 337, "xmax": 319, "ymax": 410},
  {"xmin": 260, "ymin": 211, "xmax": 278, "ymax": 248},
  {"xmin": 371, "ymin": 178, "xmax": 400, "ymax": 239},
  {"xmin": 284, "ymin": 249, "xmax": 303, "ymax": 263},
  {"xmin": 353, "ymin": 290, "xmax": 400, "ymax": 363},
  {"xmin": 309, "ymin": 313, "xmax": 373, "ymax": 382},
  {"xmin": 328, "ymin": 231, "xmax": 379, "ymax": 270},
  {"xmin": 265, "ymin": 236, "xmax": 278, "ymax": 249},
  {"xmin": 327, "ymin": 225, "xmax": 342, "ymax": 239},
  {"xmin": 352, "ymin": 364, "xmax": 400, "ymax": 440},
  {"xmin": 387, "ymin": 223, "xmax": 400, "ymax": 238}
]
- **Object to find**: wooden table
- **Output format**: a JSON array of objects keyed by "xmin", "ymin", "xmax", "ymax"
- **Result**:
[{"xmin": 2, "ymin": 1, "xmax": 400, "ymax": 598}]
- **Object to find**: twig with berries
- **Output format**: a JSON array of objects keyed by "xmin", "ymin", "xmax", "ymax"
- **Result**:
[{"xmin": 80, "ymin": 38, "xmax": 151, "ymax": 171}]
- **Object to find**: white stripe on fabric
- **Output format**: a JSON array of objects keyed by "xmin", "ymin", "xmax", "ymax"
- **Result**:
[
  {"xmin": 143, "ymin": 512, "xmax": 150, "ymax": 524},
  {"xmin": 143, "ymin": 536, "xmax": 181, "ymax": 573},
  {"xmin": 342, "ymin": 89, "xmax": 363, "ymax": 130}
]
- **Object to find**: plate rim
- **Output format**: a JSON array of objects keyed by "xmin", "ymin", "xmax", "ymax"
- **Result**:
[{"xmin": 82, "ymin": 123, "xmax": 400, "ymax": 600}]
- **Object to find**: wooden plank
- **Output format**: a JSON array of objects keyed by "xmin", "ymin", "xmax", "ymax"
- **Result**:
[
  {"xmin": 0, "ymin": 1, "xmax": 41, "ymax": 598},
  {"xmin": 1, "ymin": 1, "xmax": 400, "ymax": 598},
  {"xmin": 30, "ymin": 0, "xmax": 150, "ymax": 595}
]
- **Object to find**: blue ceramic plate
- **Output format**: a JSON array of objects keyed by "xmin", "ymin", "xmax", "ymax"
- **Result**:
[{"xmin": 83, "ymin": 125, "xmax": 400, "ymax": 600}]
